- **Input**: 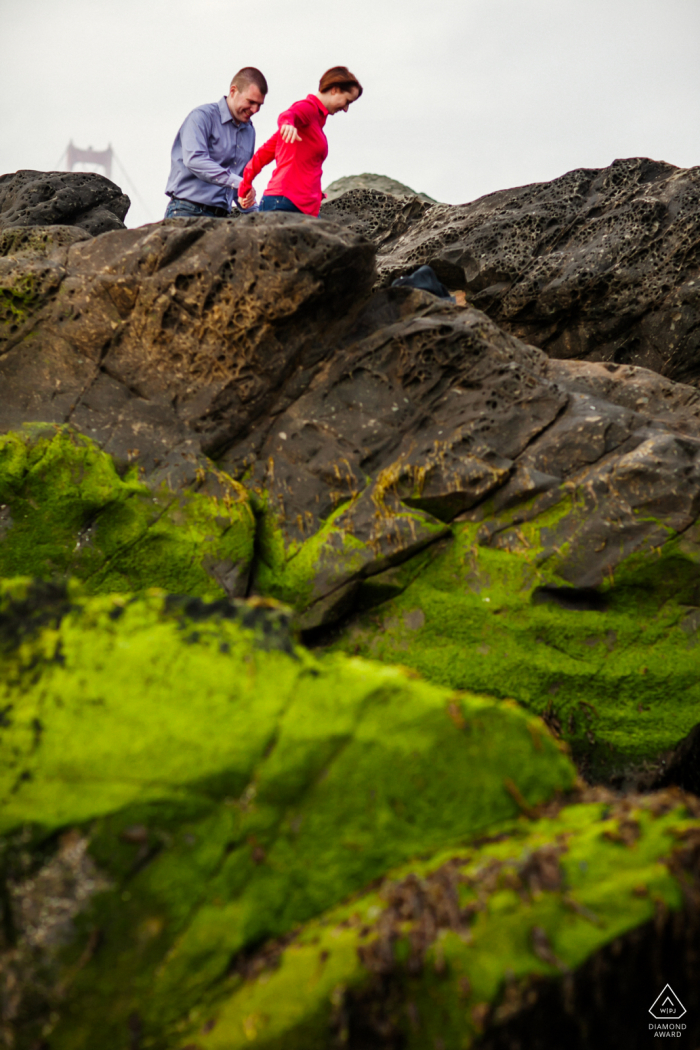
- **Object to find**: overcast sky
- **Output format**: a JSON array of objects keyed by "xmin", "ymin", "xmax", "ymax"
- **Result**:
[{"xmin": 2, "ymin": 0, "xmax": 699, "ymax": 226}]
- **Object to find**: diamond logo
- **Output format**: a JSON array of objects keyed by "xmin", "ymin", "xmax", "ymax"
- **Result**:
[{"xmin": 649, "ymin": 985, "xmax": 687, "ymax": 1020}]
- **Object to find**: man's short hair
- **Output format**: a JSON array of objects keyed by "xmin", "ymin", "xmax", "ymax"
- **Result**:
[{"xmin": 231, "ymin": 67, "xmax": 268, "ymax": 96}]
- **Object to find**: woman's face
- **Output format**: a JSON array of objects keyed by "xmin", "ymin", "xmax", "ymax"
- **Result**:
[{"xmin": 327, "ymin": 86, "xmax": 360, "ymax": 114}]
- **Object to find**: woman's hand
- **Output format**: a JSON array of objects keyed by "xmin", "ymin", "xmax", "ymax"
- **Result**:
[{"xmin": 280, "ymin": 123, "xmax": 302, "ymax": 144}]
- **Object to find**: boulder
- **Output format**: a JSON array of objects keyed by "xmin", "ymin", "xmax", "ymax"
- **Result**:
[
  {"xmin": 0, "ymin": 169, "xmax": 130, "ymax": 235},
  {"xmin": 336, "ymin": 159, "xmax": 700, "ymax": 387},
  {"xmin": 167, "ymin": 790, "xmax": 700, "ymax": 1050},
  {"xmin": 0, "ymin": 213, "xmax": 375, "ymax": 481},
  {"xmin": 324, "ymin": 172, "xmax": 437, "ymax": 202},
  {"xmin": 0, "ymin": 425, "xmax": 256, "ymax": 598},
  {"xmin": 321, "ymin": 187, "xmax": 433, "ymax": 249},
  {"xmin": 0, "ymin": 579, "xmax": 573, "ymax": 1046}
]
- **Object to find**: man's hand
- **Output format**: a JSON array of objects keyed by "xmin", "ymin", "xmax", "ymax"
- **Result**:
[
  {"xmin": 239, "ymin": 187, "xmax": 256, "ymax": 209},
  {"xmin": 280, "ymin": 123, "xmax": 302, "ymax": 144}
]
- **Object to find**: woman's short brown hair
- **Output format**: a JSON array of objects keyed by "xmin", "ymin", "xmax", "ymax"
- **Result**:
[{"xmin": 318, "ymin": 66, "xmax": 363, "ymax": 98}]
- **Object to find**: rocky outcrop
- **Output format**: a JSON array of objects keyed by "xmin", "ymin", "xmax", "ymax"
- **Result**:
[
  {"xmin": 3, "ymin": 162, "xmax": 700, "ymax": 1045},
  {"xmin": 180, "ymin": 790, "xmax": 700, "ymax": 1050},
  {"xmin": 0, "ymin": 579, "xmax": 573, "ymax": 1047},
  {"xmin": 0, "ymin": 425, "xmax": 256, "ymax": 597},
  {"xmin": 0, "ymin": 170, "xmax": 130, "ymax": 235},
  {"xmin": 3, "ymin": 209, "xmax": 700, "ymax": 778},
  {"xmin": 321, "ymin": 187, "xmax": 433, "ymax": 249},
  {"xmin": 0, "ymin": 213, "xmax": 374, "ymax": 482},
  {"xmin": 329, "ymin": 158, "xmax": 700, "ymax": 387}
]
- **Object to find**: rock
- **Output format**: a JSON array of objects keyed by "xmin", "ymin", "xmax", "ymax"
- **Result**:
[
  {"xmin": 0, "ymin": 578, "xmax": 573, "ymax": 1046},
  {"xmin": 329, "ymin": 488, "xmax": 700, "ymax": 782},
  {"xmin": 224, "ymin": 289, "xmax": 565, "ymax": 628},
  {"xmin": 222, "ymin": 290, "xmax": 700, "ymax": 637},
  {"xmin": 324, "ymin": 172, "xmax": 437, "ymax": 203},
  {"xmin": 0, "ymin": 213, "xmax": 375, "ymax": 479},
  {"xmin": 364, "ymin": 158, "xmax": 700, "ymax": 387},
  {"xmin": 4, "ymin": 211, "xmax": 700, "ymax": 774},
  {"xmin": 321, "ymin": 187, "xmax": 433, "ymax": 250},
  {"xmin": 168, "ymin": 789, "xmax": 700, "ymax": 1049},
  {"xmin": 0, "ymin": 169, "xmax": 130, "ymax": 234},
  {"xmin": 0, "ymin": 224, "xmax": 91, "ymax": 257},
  {"xmin": 3, "ymin": 165, "xmax": 700, "ymax": 1043},
  {"xmin": 0, "ymin": 425, "xmax": 256, "ymax": 598}
]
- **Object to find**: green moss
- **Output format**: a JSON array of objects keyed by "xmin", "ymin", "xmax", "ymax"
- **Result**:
[
  {"xmin": 170, "ymin": 794, "xmax": 699, "ymax": 1049},
  {"xmin": 0, "ymin": 581, "xmax": 574, "ymax": 1047},
  {"xmin": 0, "ymin": 425, "xmax": 255, "ymax": 597},
  {"xmin": 253, "ymin": 493, "xmax": 447, "ymax": 614},
  {"xmin": 330, "ymin": 517, "xmax": 700, "ymax": 777},
  {"xmin": 0, "ymin": 273, "xmax": 38, "ymax": 329}
]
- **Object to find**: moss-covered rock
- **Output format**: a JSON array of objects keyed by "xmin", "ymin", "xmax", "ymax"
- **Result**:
[
  {"xmin": 0, "ymin": 580, "xmax": 574, "ymax": 1047},
  {"xmin": 171, "ymin": 791, "xmax": 700, "ymax": 1049},
  {"xmin": 0, "ymin": 424, "xmax": 256, "ymax": 597},
  {"xmin": 252, "ymin": 483, "xmax": 449, "ymax": 629},
  {"xmin": 329, "ymin": 515, "xmax": 700, "ymax": 781}
]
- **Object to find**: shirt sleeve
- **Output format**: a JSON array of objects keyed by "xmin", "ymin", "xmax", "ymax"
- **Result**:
[
  {"xmin": 180, "ymin": 109, "xmax": 241, "ymax": 188},
  {"xmin": 277, "ymin": 98, "xmax": 317, "ymax": 129},
  {"xmin": 239, "ymin": 134, "xmax": 278, "ymax": 197}
]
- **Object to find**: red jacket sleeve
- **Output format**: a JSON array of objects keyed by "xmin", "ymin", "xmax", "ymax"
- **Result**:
[
  {"xmin": 277, "ymin": 98, "xmax": 318, "ymax": 129},
  {"xmin": 239, "ymin": 133, "xmax": 278, "ymax": 197}
]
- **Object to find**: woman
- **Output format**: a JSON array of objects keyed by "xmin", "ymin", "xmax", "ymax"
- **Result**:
[{"xmin": 239, "ymin": 66, "xmax": 362, "ymax": 216}]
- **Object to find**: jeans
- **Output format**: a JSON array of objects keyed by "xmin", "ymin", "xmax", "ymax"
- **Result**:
[
  {"xmin": 164, "ymin": 197, "xmax": 230, "ymax": 219},
  {"xmin": 259, "ymin": 195, "xmax": 302, "ymax": 213}
]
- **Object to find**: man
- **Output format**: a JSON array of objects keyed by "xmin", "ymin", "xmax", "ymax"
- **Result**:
[{"xmin": 165, "ymin": 67, "xmax": 267, "ymax": 218}]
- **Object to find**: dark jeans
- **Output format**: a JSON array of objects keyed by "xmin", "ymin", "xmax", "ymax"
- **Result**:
[
  {"xmin": 164, "ymin": 197, "xmax": 230, "ymax": 219},
  {"xmin": 259, "ymin": 195, "xmax": 302, "ymax": 213}
]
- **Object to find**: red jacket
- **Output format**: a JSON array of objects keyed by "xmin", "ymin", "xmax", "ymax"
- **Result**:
[{"xmin": 240, "ymin": 94, "xmax": 329, "ymax": 216}]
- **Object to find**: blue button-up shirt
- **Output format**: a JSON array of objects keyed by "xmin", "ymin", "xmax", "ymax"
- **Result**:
[{"xmin": 165, "ymin": 96, "xmax": 256, "ymax": 211}]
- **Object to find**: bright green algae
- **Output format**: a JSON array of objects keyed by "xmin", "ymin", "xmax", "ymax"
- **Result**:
[
  {"xmin": 329, "ymin": 516, "xmax": 700, "ymax": 778},
  {"xmin": 3, "ymin": 422, "xmax": 698, "ymax": 777},
  {"xmin": 252, "ymin": 491, "xmax": 447, "ymax": 620},
  {"xmin": 171, "ymin": 795, "xmax": 700, "ymax": 1050},
  {"xmin": 0, "ymin": 425, "xmax": 255, "ymax": 596},
  {"xmin": 0, "ymin": 581, "xmax": 574, "ymax": 1048}
]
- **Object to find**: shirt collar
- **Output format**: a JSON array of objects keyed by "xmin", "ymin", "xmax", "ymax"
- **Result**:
[
  {"xmin": 308, "ymin": 93, "xmax": 329, "ymax": 117},
  {"xmin": 219, "ymin": 96, "xmax": 233, "ymax": 124},
  {"xmin": 218, "ymin": 95, "xmax": 253, "ymax": 129}
]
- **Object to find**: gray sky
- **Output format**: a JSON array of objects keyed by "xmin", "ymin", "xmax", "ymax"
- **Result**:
[{"xmin": 2, "ymin": 0, "xmax": 699, "ymax": 226}]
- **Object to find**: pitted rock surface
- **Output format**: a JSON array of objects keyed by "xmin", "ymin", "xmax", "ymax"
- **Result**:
[
  {"xmin": 320, "ymin": 188, "xmax": 433, "ymax": 250},
  {"xmin": 0, "ymin": 213, "xmax": 375, "ymax": 483},
  {"xmin": 217, "ymin": 285, "xmax": 700, "ymax": 623},
  {"xmin": 0, "ymin": 170, "xmax": 131, "ymax": 235},
  {"xmin": 0, "ymin": 225, "xmax": 91, "ymax": 258},
  {"xmin": 355, "ymin": 158, "xmax": 700, "ymax": 386},
  {"xmin": 3, "ymin": 204, "xmax": 700, "ymax": 623}
]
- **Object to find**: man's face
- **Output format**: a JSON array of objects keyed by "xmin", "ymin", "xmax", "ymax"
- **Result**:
[{"xmin": 228, "ymin": 82, "xmax": 265, "ymax": 123}]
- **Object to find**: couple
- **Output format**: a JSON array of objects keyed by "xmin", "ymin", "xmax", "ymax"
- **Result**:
[{"xmin": 164, "ymin": 65, "xmax": 362, "ymax": 220}]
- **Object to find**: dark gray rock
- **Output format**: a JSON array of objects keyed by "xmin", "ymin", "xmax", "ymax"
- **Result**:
[
  {"xmin": 0, "ymin": 170, "xmax": 130, "ymax": 234},
  {"xmin": 320, "ymin": 188, "xmax": 432, "ymax": 250},
  {"xmin": 0, "ymin": 214, "xmax": 375, "ymax": 484},
  {"xmin": 342, "ymin": 159, "xmax": 700, "ymax": 387}
]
